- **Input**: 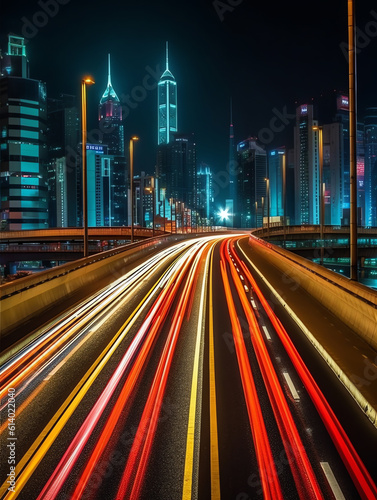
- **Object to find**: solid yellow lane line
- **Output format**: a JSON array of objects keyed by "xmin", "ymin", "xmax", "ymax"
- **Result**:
[
  {"xmin": 182, "ymin": 243, "xmax": 212, "ymax": 500},
  {"xmin": 182, "ymin": 240, "xmax": 221, "ymax": 500},
  {"xmin": 0, "ymin": 276, "xmax": 161, "ymax": 500},
  {"xmin": 209, "ymin": 246, "xmax": 221, "ymax": 499}
]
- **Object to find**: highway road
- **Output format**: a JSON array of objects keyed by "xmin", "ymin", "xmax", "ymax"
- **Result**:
[{"xmin": 0, "ymin": 235, "xmax": 376, "ymax": 500}]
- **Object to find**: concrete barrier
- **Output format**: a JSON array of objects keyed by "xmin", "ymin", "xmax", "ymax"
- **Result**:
[
  {"xmin": 248, "ymin": 235, "xmax": 377, "ymax": 352},
  {"xmin": 0, "ymin": 235, "xmax": 187, "ymax": 338},
  {"xmin": 247, "ymin": 235, "xmax": 377, "ymax": 427}
]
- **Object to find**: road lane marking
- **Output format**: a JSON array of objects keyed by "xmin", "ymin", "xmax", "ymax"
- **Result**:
[
  {"xmin": 0, "ymin": 273, "xmax": 164, "ymax": 500},
  {"xmin": 208, "ymin": 248, "xmax": 221, "ymax": 500},
  {"xmin": 262, "ymin": 325, "xmax": 271, "ymax": 340},
  {"xmin": 283, "ymin": 372, "xmax": 300, "ymax": 401},
  {"xmin": 320, "ymin": 462, "xmax": 346, "ymax": 500},
  {"xmin": 182, "ymin": 242, "xmax": 216, "ymax": 500}
]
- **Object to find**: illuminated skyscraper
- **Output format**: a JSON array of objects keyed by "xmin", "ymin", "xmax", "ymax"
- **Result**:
[
  {"xmin": 0, "ymin": 34, "xmax": 48, "ymax": 230},
  {"xmin": 197, "ymin": 163, "xmax": 214, "ymax": 224},
  {"xmin": 46, "ymin": 94, "xmax": 80, "ymax": 227},
  {"xmin": 364, "ymin": 108, "xmax": 377, "ymax": 227},
  {"xmin": 269, "ymin": 148, "xmax": 285, "ymax": 218},
  {"xmin": 157, "ymin": 42, "xmax": 177, "ymax": 145},
  {"xmin": 236, "ymin": 138, "xmax": 267, "ymax": 228},
  {"xmin": 95, "ymin": 54, "xmax": 127, "ymax": 225},
  {"xmin": 294, "ymin": 104, "xmax": 320, "ymax": 225},
  {"xmin": 227, "ymin": 98, "xmax": 236, "ymax": 227},
  {"xmin": 98, "ymin": 54, "xmax": 124, "ymax": 156}
]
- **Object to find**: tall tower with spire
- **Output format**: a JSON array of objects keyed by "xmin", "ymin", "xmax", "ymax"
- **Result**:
[
  {"xmin": 157, "ymin": 42, "xmax": 177, "ymax": 145},
  {"xmin": 98, "ymin": 54, "xmax": 124, "ymax": 156},
  {"xmin": 227, "ymin": 98, "xmax": 236, "ymax": 227}
]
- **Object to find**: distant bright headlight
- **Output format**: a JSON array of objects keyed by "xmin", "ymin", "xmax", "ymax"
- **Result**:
[{"xmin": 218, "ymin": 208, "xmax": 230, "ymax": 221}]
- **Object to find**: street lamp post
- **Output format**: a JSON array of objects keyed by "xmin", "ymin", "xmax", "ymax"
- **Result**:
[
  {"xmin": 129, "ymin": 136, "xmax": 139, "ymax": 243},
  {"xmin": 282, "ymin": 152, "xmax": 287, "ymax": 247},
  {"xmin": 348, "ymin": 0, "xmax": 358, "ymax": 281},
  {"xmin": 313, "ymin": 126, "xmax": 324, "ymax": 265},
  {"xmin": 81, "ymin": 76, "xmax": 95, "ymax": 258}
]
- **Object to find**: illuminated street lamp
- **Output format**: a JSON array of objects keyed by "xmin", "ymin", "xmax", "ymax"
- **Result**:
[
  {"xmin": 129, "ymin": 136, "xmax": 139, "ymax": 243},
  {"xmin": 348, "ymin": 0, "xmax": 358, "ymax": 280},
  {"xmin": 218, "ymin": 208, "xmax": 230, "ymax": 223},
  {"xmin": 81, "ymin": 76, "xmax": 95, "ymax": 258},
  {"xmin": 313, "ymin": 126, "xmax": 324, "ymax": 265}
]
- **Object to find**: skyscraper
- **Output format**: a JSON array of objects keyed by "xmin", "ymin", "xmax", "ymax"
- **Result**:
[
  {"xmin": 364, "ymin": 108, "xmax": 377, "ymax": 227},
  {"xmin": 46, "ymin": 94, "xmax": 80, "ymax": 227},
  {"xmin": 95, "ymin": 54, "xmax": 127, "ymax": 226},
  {"xmin": 294, "ymin": 104, "xmax": 320, "ymax": 225},
  {"xmin": 0, "ymin": 34, "xmax": 48, "ymax": 230},
  {"xmin": 98, "ymin": 54, "xmax": 124, "ymax": 156},
  {"xmin": 157, "ymin": 42, "xmax": 177, "ymax": 145},
  {"xmin": 197, "ymin": 163, "xmax": 214, "ymax": 224},
  {"xmin": 86, "ymin": 144, "xmax": 126, "ymax": 227},
  {"xmin": 268, "ymin": 148, "xmax": 285, "ymax": 218},
  {"xmin": 227, "ymin": 98, "xmax": 236, "ymax": 227},
  {"xmin": 236, "ymin": 138, "xmax": 267, "ymax": 228}
]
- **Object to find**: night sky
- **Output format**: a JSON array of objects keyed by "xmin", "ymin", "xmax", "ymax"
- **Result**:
[{"xmin": 2, "ymin": 0, "xmax": 377, "ymax": 174}]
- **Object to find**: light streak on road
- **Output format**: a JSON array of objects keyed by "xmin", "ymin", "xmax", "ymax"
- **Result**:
[
  {"xmin": 0, "ymin": 240, "xmax": 201, "ymax": 500},
  {"xmin": 236, "ymin": 238, "xmax": 377, "ymax": 500},
  {"xmin": 0, "ymin": 242, "xmax": 191, "ymax": 408},
  {"xmin": 34, "ymin": 239, "xmax": 212, "ymax": 500},
  {"xmin": 220, "ymin": 241, "xmax": 284, "ymax": 500},
  {"xmin": 225, "ymin": 238, "xmax": 323, "ymax": 499},
  {"xmin": 182, "ymin": 241, "xmax": 218, "ymax": 500},
  {"xmin": 0, "ymin": 234, "xmax": 376, "ymax": 500}
]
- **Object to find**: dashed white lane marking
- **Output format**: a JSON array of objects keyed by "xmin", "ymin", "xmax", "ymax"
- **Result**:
[
  {"xmin": 262, "ymin": 325, "xmax": 271, "ymax": 340},
  {"xmin": 282, "ymin": 372, "xmax": 300, "ymax": 401},
  {"xmin": 320, "ymin": 462, "xmax": 346, "ymax": 500}
]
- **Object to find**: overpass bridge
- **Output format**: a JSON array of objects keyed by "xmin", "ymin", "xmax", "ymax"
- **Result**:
[
  {"xmin": 253, "ymin": 225, "xmax": 377, "ymax": 274},
  {"xmin": 253, "ymin": 225, "xmax": 377, "ymax": 255},
  {"xmin": 0, "ymin": 227, "xmax": 166, "ymax": 270}
]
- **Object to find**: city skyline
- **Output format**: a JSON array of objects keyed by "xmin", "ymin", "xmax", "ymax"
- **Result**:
[{"xmin": 1, "ymin": 0, "xmax": 377, "ymax": 175}]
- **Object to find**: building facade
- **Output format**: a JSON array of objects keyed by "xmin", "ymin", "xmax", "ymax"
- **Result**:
[
  {"xmin": 98, "ymin": 54, "xmax": 125, "ymax": 157},
  {"xmin": 268, "ymin": 148, "xmax": 285, "ymax": 219},
  {"xmin": 236, "ymin": 138, "xmax": 267, "ymax": 228},
  {"xmin": 0, "ymin": 35, "xmax": 49, "ymax": 230},
  {"xmin": 364, "ymin": 108, "xmax": 377, "ymax": 227},
  {"xmin": 157, "ymin": 42, "xmax": 177, "ymax": 146},
  {"xmin": 46, "ymin": 94, "xmax": 80, "ymax": 227},
  {"xmin": 294, "ymin": 104, "xmax": 319, "ymax": 225},
  {"xmin": 197, "ymin": 162, "xmax": 214, "ymax": 225}
]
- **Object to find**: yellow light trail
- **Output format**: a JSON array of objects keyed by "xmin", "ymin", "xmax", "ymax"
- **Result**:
[
  {"xmin": 0, "ymin": 257, "xmax": 172, "ymax": 500},
  {"xmin": 182, "ymin": 239, "xmax": 221, "ymax": 500}
]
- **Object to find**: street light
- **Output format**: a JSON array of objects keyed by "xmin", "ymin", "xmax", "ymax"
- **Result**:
[
  {"xmin": 81, "ymin": 76, "xmax": 95, "ymax": 258},
  {"xmin": 129, "ymin": 136, "xmax": 139, "ymax": 243},
  {"xmin": 313, "ymin": 126, "xmax": 324, "ymax": 265},
  {"xmin": 348, "ymin": 0, "xmax": 358, "ymax": 280}
]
